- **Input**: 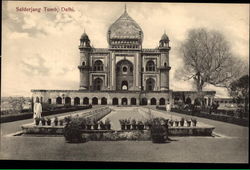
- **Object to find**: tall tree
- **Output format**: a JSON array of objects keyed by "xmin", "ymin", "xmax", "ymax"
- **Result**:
[{"xmin": 177, "ymin": 28, "xmax": 247, "ymax": 92}]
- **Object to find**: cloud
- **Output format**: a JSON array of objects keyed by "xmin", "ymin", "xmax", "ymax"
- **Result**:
[
  {"xmin": 21, "ymin": 54, "xmax": 50, "ymax": 76},
  {"xmin": 2, "ymin": 2, "xmax": 249, "ymax": 97}
]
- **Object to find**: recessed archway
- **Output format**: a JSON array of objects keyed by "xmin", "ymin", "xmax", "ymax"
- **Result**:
[
  {"xmin": 56, "ymin": 97, "xmax": 62, "ymax": 104},
  {"xmin": 65, "ymin": 97, "xmax": 71, "ymax": 105},
  {"xmin": 92, "ymin": 97, "xmax": 98, "ymax": 105},
  {"xmin": 101, "ymin": 97, "xmax": 107, "ymax": 105},
  {"xmin": 146, "ymin": 60, "xmax": 155, "ymax": 71},
  {"xmin": 83, "ymin": 97, "xmax": 89, "ymax": 105},
  {"xmin": 93, "ymin": 60, "xmax": 104, "ymax": 71},
  {"xmin": 141, "ymin": 98, "xmax": 147, "ymax": 105},
  {"xmin": 146, "ymin": 78, "xmax": 155, "ymax": 91},
  {"xmin": 159, "ymin": 98, "xmax": 165, "ymax": 105},
  {"xmin": 116, "ymin": 59, "xmax": 133, "ymax": 90},
  {"xmin": 121, "ymin": 81, "xmax": 128, "ymax": 90},
  {"xmin": 131, "ymin": 98, "xmax": 137, "ymax": 105},
  {"xmin": 93, "ymin": 78, "xmax": 103, "ymax": 91},
  {"xmin": 112, "ymin": 98, "xmax": 118, "ymax": 105},
  {"xmin": 74, "ymin": 97, "xmax": 80, "ymax": 105},
  {"xmin": 122, "ymin": 98, "xmax": 128, "ymax": 105},
  {"xmin": 150, "ymin": 98, "xmax": 157, "ymax": 105}
]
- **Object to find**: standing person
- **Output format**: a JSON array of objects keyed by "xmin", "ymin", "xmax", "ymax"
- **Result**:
[
  {"xmin": 166, "ymin": 102, "xmax": 171, "ymax": 113},
  {"xmin": 33, "ymin": 97, "xmax": 42, "ymax": 123}
]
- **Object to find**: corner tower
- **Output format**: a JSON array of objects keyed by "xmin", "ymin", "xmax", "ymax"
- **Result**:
[
  {"xmin": 159, "ymin": 32, "xmax": 171, "ymax": 90},
  {"xmin": 78, "ymin": 31, "xmax": 92, "ymax": 90}
]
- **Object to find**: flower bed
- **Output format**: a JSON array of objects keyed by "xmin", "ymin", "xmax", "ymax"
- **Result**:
[{"xmin": 170, "ymin": 108, "xmax": 249, "ymax": 127}]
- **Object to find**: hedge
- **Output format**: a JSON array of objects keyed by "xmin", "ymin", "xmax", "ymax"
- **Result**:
[
  {"xmin": 170, "ymin": 108, "xmax": 249, "ymax": 127},
  {"xmin": 0, "ymin": 105, "xmax": 92, "ymax": 123}
]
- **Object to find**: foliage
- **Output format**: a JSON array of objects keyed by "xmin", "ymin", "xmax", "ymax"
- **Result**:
[
  {"xmin": 64, "ymin": 119, "xmax": 85, "ymax": 143},
  {"xmin": 46, "ymin": 117, "xmax": 51, "ymax": 123},
  {"xmin": 176, "ymin": 28, "xmax": 247, "ymax": 92},
  {"xmin": 229, "ymin": 75, "xmax": 249, "ymax": 114},
  {"xmin": 150, "ymin": 118, "xmax": 167, "ymax": 143},
  {"xmin": 64, "ymin": 116, "xmax": 72, "ymax": 125},
  {"xmin": 7, "ymin": 97, "xmax": 26, "ymax": 112},
  {"xmin": 54, "ymin": 116, "xmax": 58, "ymax": 122},
  {"xmin": 59, "ymin": 119, "xmax": 64, "ymax": 126},
  {"xmin": 131, "ymin": 119, "xmax": 136, "ymax": 125}
]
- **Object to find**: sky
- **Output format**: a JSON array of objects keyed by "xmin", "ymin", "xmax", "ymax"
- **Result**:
[{"xmin": 2, "ymin": 1, "xmax": 249, "ymax": 97}]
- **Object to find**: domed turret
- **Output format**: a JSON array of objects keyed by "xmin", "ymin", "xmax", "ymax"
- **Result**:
[
  {"xmin": 81, "ymin": 32, "xmax": 90, "ymax": 41},
  {"xmin": 161, "ymin": 33, "xmax": 169, "ymax": 41},
  {"xmin": 159, "ymin": 31, "xmax": 170, "ymax": 49},
  {"xmin": 79, "ymin": 31, "xmax": 91, "ymax": 48},
  {"xmin": 107, "ymin": 6, "xmax": 143, "ymax": 49}
]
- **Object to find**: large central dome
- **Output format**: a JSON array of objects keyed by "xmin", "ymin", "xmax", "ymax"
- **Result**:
[{"xmin": 107, "ymin": 9, "xmax": 144, "ymax": 42}]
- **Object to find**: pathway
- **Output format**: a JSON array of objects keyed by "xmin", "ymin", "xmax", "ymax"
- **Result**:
[{"xmin": 0, "ymin": 106, "xmax": 248, "ymax": 163}]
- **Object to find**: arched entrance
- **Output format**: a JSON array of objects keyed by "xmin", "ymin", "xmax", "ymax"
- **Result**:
[
  {"xmin": 146, "ymin": 78, "xmax": 155, "ymax": 91},
  {"xmin": 151, "ymin": 98, "xmax": 157, "ymax": 105},
  {"xmin": 101, "ymin": 97, "xmax": 107, "ymax": 105},
  {"xmin": 93, "ymin": 78, "xmax": 103, "ymax": 91},
  {"xmin": 131, "ymin": 98, "xmax": 137, "ymax": 105},
  {"xmin": 146, "ymin": 60, "xmax": 156, "ymax": 71},
  {"xmin": 121, "ymin": 81, "xmax": 128, "ymax": 90},
  {"xmin": 159, "ymin": 98, "xmax": 165, "ymax": 105},
  {"xmin": 93, "ymin": 60, "xmax": 104, "ymax": 71},
  {"xmin": 141, "ymin": 98, "xmax": 147, "ymax": 105},
  {"xmin": 83, "ymin": 97, "xmax": 89, "ymax": 104},
  {"xmin": 122, "ymin": 98, "xmax": 128, "ymax": 105},
  {"xmin": 116, "ymin": 60, "xmax": 133, "ymax": 90},
  {"xmin": 56, "ymin": 97, "xmax": 62, "ymax": 104},
  {"xmin": 92, "ymin": 97, "xmax": 98, "ymax": 105},
  {"xmin": 74, "ymin": 97, "xmax": 80, "ymax": 105},
  {"xmin": 112, "ymin": 98, "xmax": 118, "ymax": 105},
  {"xmin": 65, "ymin": 97, "xmax": 71, "ymax": 105}
]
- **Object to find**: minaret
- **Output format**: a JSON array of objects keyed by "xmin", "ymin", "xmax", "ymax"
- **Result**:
[
  {"xmin": 159, "ymin": 31, "xmax": 171, "ymax": 91},
  {"xmin": 78, "ymin": 30, "xmax": 91, "ymax": 90}
]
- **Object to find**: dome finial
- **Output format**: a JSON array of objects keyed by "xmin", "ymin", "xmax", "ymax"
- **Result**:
[
  {"xmin": 124, "ymin": 4, "xmax": 127, "ymax": 13},
  {"xmin": 84, "ymin": 27, "xmax": 86, "ymax": 33},
  {"xmin": 164, "ymin": 29, "xmax": 166, "ymax": 34}
]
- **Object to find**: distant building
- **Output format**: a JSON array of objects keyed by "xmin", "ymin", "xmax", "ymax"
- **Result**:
[{"xmin": 31, "ymin": 7, "xmax": 215, "ymax": 106}]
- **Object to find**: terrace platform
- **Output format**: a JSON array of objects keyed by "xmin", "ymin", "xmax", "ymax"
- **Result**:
[{"xmin": 21, "ymin": 106, "xmax": 215, "ymax": 137}]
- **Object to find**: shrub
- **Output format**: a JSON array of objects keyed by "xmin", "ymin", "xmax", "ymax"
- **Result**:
[
  {"xmin": 63, "ymin": 120, "xmax": 85, "ymax": 143},
  {"xmin": 150, "ymin": 118, "xmax": 167, "ymax": 143}
]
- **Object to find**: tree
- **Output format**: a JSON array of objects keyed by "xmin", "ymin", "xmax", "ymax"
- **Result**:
[
  {"xmin": 8, "ymin": 97, "xmax": 26, "ymax": 112},
  {"xmin": 229, "ymin": 75, "xmax": 249, "ymax": 116},
  {"xmin": 177, "ymin": 28, "xmax": 247, "ymax": 92}
]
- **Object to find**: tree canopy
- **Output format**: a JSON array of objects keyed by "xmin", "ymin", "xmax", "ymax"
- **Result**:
[{"xmin": 177, "ymin": 28, "xmax": 247, "ymax": 92}]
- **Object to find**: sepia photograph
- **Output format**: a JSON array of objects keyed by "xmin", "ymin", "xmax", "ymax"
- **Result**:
[{"xmin": 1, "ymin": 1, "xmax": 249, "ymax": 166}]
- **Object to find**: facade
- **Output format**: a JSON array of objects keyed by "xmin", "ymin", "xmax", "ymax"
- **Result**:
[
  {"xmin": 78, "ymin": 8, "xmax": 170, "ymax": 92},
  {"xmin": 31, "ymin": 8, "xmax": 215, "ymax": 107}
]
